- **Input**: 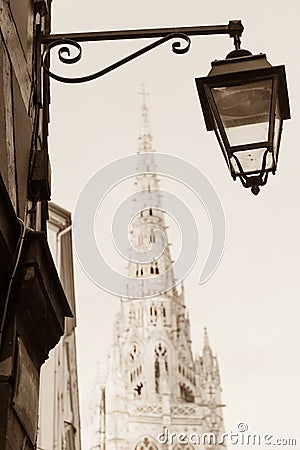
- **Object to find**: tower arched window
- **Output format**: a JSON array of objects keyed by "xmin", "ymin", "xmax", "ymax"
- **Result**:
[
  {"xmin": 129, "ymin": 343, "xmax": 139, "ymax": 361},
  {"xmin": 129, "ymin": 343, "xmax": 144, "ymax": 395},
  {"xmin": 150, "ymin": 229, "xmax": 155, "ymax": 243},
  {"xmin": 154, "ymin": 342, "xmax": 168, "ymax": 394},
  {"xmin": 179, "ymin": 382, "xmax": 195, "ymax": 403},
  {"xmin": 154, "ymin": 359, "xmax": 160, "ymax": 393},
  {"xmin": 150, "ymin": 266, "xmax": 154, "ymax": 274},
  {"xmin": 149, "ymin": 208, "xmax": 153, "ymax": 216},
  {"xmin": 150, "ymin": 303, "xmax": 158, "ymax": 324},
  {"xmin": 159, "ymin": 303, "xmax": 166, "ymax": 322},
  {"xmin": 134, "ymin": 437, "xmax": 158, "ymax": 450}
]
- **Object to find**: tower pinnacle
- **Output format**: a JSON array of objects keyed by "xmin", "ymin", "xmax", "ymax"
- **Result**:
[
  {"xmin": 203, "ymin": 327, "xmax": 214, "ymax": 365},
  {"xmin": 138, "ymin": 84, "xmax": 152, "ymax": 153},
  {"xmin": 203, "ymin": 327, "xmax": 211, "ymax": 349}
]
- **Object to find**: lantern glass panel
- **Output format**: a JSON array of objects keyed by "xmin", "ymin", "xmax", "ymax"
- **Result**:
[
  {"xmin": 214, "ymin": 125, "xmax": 230, "ymax": 167},
  {"xmin": 211, "ymin": 79, "xmax": 273, "ymax": 147},
  {"xmin": 230, "ymin": 148, "xmax": 273, "ymax": 176},
  {"xmin": 273, "ymin": 100, "xmax": 283, "ymax": 166}
]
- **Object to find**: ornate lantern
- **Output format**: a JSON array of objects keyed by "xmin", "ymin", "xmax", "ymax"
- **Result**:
[{"xmin": 196, "ymin": 52, "xmax": 290, "ymax": 194}]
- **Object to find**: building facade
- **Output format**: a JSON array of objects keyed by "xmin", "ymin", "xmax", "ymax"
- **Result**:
[
  {"xmin": 100, "ymin": 99, "xmax": 225, "ymax": 450},
  {"xmin": 38, "ymin": 203, "xmax": 82, "ymax": 450},
  {"xmin": 0, "ymin": 1, "xmax": 76, "ymax": 449}
]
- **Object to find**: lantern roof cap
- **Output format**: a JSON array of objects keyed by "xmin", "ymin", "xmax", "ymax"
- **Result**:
[{"xmin": 209, "ymin": 53, "xmax": 272, "ymax": 76}]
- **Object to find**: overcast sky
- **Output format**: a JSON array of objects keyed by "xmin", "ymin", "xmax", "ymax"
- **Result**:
[{"xmin": 49, "ymin": 1, "xmax": 300, "ymax": 449}]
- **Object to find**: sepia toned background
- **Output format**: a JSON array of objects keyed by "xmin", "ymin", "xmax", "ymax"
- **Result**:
[{"xmin": 48, "ymin": 0, "xmax": 300, "ymax": 448}]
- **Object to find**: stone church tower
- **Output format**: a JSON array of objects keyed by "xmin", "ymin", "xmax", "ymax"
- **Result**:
[{"xmin": 99, "ymin": 95, "xmax": 225, "ymax": 450}]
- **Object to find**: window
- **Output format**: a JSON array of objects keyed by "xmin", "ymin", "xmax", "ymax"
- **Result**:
[
  {"xmin": 154, "ymin": 359, "xmax": 160, "ymax": 393},
  {"xmin": 134, "ymin": 382, "xmax": 143, "ymax": 396},
  {"xmin": 150, "ymin": 229, "xmax": 155, "ymax": 243},
  {"xmin": 150, "ymin": 303, "xmax": 158, "ymax": 324},
  {"xmin": 154, "ymin": 342, "xmax": 168, "ymax": 394},
  {"xmin": 135, "ymin": 437, "xmax": 158, "ymax": 450},
  {"xmin": 130, "ymin": 343, "xmax": 139, "ymax": 361},
  {"xmin": 179, "ymin": 383, "xmax": 195, "ymax": 403}
]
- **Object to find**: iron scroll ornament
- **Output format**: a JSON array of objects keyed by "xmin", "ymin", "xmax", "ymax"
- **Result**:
[
  {"xmin": 231, "ymin": 149, "xmax": 270, "ymax": 195},
  {"xmin": 42, "ymin": 33, "xmax": 191, "ymax": 84}
]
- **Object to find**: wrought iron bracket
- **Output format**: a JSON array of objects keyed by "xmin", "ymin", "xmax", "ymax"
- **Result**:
[{"xmin": 40, "ymin": 20, "xmax": 244, "ymax": 84}]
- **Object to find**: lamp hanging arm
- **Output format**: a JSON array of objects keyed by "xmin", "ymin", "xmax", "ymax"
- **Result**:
[
  {"xmin": 40, "ymin": 20, "xmax": 244, "ymax": 84},
  {"xmin": 42, "ymin": 33, "xmax": 191, "ymax": 84}
]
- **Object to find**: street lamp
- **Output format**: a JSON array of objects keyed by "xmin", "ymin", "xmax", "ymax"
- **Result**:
[
  {"xmin": 195, "ymin": 51, "xmax": 290, "ymax": 194},
  {"xmin": 39, "ymin": 19, "xmax": 290, "ymax": 195}
]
